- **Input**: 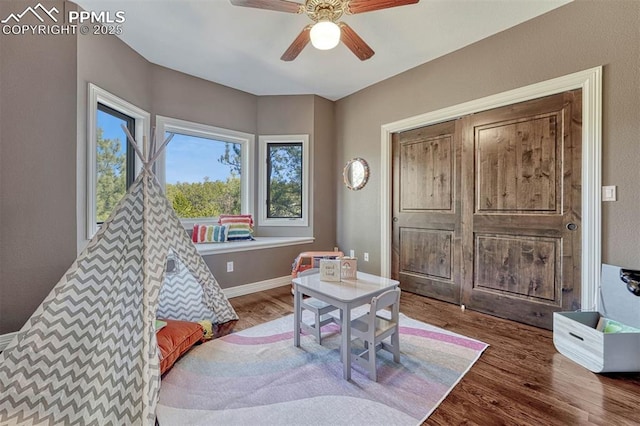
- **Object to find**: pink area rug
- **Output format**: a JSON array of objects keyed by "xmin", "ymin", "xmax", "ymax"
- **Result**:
[{"xmin": 157, "ymin": 312, "xmax": 488, "ymax": 425}]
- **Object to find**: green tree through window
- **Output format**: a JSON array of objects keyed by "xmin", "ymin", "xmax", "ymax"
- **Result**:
[
  {"xmin": 164, "ymin": 135, "xmax": 242, "ymax": 219},
  {"xmin": 267, "ymin": 143, "xmax": 302, "ymax": 218},
  {"xmin": 165, "ymin": 176, "xmax": 241, "ymax": 218},
  {"xmin": 96, "ymin": 128, "xmax": 126, "ymax": 222},
  {"xmin": 95, "ymin": 104, "xmax": 134, "ymax": 223},
  {"xmin": 96, "ymin": 114, "xmax": 246, "ymax": 222}
]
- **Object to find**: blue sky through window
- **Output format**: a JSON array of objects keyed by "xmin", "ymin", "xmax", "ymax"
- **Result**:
[
  {"xmin": 165, "ymin": 133, "xmax": 236, "ymax": 184},
  {"xmin": 96, "ymin": 114, "xmax": 235, "ymax": 184}
]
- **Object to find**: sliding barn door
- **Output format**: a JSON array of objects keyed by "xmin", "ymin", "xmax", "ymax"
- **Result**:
[
  {"xmin": 392, "ymin": 90, "xmax": 582, "ymax": 329},
  {"xmin": 460, "ymin": 91, "xmax": 582, "ymax": 329},
  {"xmin": 392, "ymin": 120, "xmax": 462, "ymax": 304}
]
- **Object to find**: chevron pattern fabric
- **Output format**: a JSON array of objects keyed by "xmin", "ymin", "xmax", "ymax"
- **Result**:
[
  {"xmin": 0, "ymin": 170, "xmax": 238, "ymax": 425},
  {"xmin": 144, "ymin": 175, "xmax": 237, "ymax": 324},
  {"xmin": 158, "ymin": 254, "xmax": 217, "ymax": 322}
]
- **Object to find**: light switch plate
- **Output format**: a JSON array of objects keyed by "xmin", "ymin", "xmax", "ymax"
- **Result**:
[{"xmin": 602, "ymin": 185, "xmax": 617, "ymax": 202}]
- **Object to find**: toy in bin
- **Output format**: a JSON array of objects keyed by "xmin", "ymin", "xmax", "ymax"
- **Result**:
[{"xmin": 291, "ymin": 251, "xmax": 343, "ymax": 292}]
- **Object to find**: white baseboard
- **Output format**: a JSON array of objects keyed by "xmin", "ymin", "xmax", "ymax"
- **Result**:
[
  {"xmin": 0, "ymin": 276, "xmax": 291, "ymax": 351},
  {"xmin": 223, "ymin": 275, "xmax": 291, "ymax": 299},
  {"xmin": 0, "ymin": 332, "xmax": 17, "ymax": 352}
]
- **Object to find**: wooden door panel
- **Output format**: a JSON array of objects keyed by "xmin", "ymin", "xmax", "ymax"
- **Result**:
[
  {"xmin": 400, "ymin": 228, "xmax": 452, "ymax": 279},
  {"xmin": 476, "ymin": 114, "xmax": 559, "ymax": 212},
  {"xmin": 392, "ymin": 120, "xmax": 461, "ymax": 304},
  {"xmin": 474, "ymin": 234, "xmax": 559, "ymax": 301},
  {"xmin": 400, "ymin": 134, "xmax": 453, "ymax": 211},
  {"xmin": 461, "ymin": 90, "xmax": 582, "ymax": 329}
]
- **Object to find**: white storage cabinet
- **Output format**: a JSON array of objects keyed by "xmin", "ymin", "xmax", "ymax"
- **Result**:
[{"xmin": 553, "ymin": 264, "xmax": 640, "ymax": 373}]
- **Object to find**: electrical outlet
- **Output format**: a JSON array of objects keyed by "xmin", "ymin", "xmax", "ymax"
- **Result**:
[
  {"xmin": 349, "ymin": 249, "xmax": 355, "ymax": 258},
  {"xmin": 226, "ymin": 261, "xmax": 234, "ymax": 272},
  {"xmin": 364, "ymin": 252, "xmax": 369, "ymax": 262}
]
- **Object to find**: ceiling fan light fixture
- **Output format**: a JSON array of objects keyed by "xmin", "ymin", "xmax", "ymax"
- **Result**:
[{"xmin": 310, "ymin": 20, "xmax": 341, "ymax": 50}]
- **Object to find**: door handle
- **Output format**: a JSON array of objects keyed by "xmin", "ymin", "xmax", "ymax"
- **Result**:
[
  {"xmin": 393, "ymin": 217, "xmax": 399, "ymax": 223},
  {"xmin": 566, "ymin": 223, "xmax": 578, "ymax": 231}
]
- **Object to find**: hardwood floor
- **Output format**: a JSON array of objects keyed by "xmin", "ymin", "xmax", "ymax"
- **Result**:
[{"xmin": 228, "ymin": 286, "xmax": 640, "ymax": 425}]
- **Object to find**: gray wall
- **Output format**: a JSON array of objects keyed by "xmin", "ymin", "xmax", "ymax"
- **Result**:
[
  {"xmin": 0, "ymin": 1, "xmax": 78, "ymax": 333},
  {"xmin": 151, "ymin": 65, "xmax": 257, "ymax": 135},
  {"xmin": 76, "ymin": 24, "xmax": 152, "ymax": 250},
  {"xmin": 335, "ymin": 0, "xmax": 640, "ymax": 274},
  {"xmin": 312, "ymin": 96, "xmax": 338, "ymax": 251},
  {"xmin": 0, "ymin": 5, "xmax": 337, "ymax": 333},
  {"xmin": 256, "ymin": 95, "xmax": 315, "ymax": 238}
]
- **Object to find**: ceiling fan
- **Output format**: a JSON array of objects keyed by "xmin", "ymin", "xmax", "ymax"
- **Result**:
[{"xmin": 230, "ymin": 0, "xmax": 420, "ymax": 61}]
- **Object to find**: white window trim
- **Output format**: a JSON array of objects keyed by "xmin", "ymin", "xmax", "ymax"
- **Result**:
[
  {"xmin": 86, "ymin": 83, "xmax": 150, "ymax": 240},
  {"xmin": 258, "ymin": 134, "xmax": 310, "ymax": 227},
  {"xmin": 155, "ymin": 116, "xmax": 255, "ymax": 228}
]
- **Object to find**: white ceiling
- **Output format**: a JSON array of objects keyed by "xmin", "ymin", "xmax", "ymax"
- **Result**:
[{"xmin": 74, "ymin": 0, "xmax": 571, "ymax": 101}]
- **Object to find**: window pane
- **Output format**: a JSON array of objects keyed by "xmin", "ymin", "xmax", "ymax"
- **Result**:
[
  {"xmin": 165, "ymin": 133, "xmax": 242, "ymax": 218},
  {"xmin": 96, "ymin": 104, "xmax": 133, "ymax": 223},
  {"xmin": 267, "ymin": 143, "xmax": 302, "ymax": 218}
]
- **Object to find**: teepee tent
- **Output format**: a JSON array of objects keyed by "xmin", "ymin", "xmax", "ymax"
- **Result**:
[{"xmin": 0, "ymin": 131, "xmax": 238, "ymax": 425}]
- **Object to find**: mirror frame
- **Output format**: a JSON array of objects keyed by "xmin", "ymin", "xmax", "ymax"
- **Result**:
[{"xmin": 343, "ymin": 157, "xmax": 370, "ymax": 191}]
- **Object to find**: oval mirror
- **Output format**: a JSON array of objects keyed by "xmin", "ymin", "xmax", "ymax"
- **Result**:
[{"xmin": 343, "ymin": 158, "xmax": 369, "ymax": 191}]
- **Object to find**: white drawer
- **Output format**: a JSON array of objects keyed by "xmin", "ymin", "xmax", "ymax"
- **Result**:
[{"xmin": 553, "ymin": 311, "xmax": 640, "ymax": 373}]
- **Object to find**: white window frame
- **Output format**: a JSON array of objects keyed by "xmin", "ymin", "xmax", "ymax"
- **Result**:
[
  {"xmin": 86, "ymin": 83, "xmax": 149, "ymax": 240},
  {"xmin": 258, "ymin": 134, "xmax": 310, "ymax": 227},
  {"xmin": 155, "ymin": 116, "xmax": 255, "ymax": 228}
]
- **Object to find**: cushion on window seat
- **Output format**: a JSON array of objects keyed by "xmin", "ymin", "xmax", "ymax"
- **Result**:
[
  {"xmin": 218, "ymin": 215, "xmax": 254, "ymax": 241},
  {"xmin": 192, "ymin": 224, "xmax": 228, "ymax": 243},
  {"xmin": 225, "ymin": 222, "xmax": 254, "ymax": 241},
  {"xmin": 157, "ymin": 319, "xmax": 204, "ymax": 375},
  {"xmin": 218, "ymin": 214, "xmax": 254, "ymax": 228}
]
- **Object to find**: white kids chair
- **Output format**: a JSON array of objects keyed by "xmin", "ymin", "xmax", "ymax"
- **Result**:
[
  {"xmin": 298, "ymin": 268, "xmax": 339, "ymax": 344},
  {"xmin": 349, "ymin": 288, "xmax": 401, "ymax": 381}
]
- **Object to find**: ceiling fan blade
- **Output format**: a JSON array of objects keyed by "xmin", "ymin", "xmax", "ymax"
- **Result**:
[
  {"xmin": 281, "ymin": 25, "xmax": 312, "ymax": 61},
  {"xmin": 346, "ymin": 0, "xmax": 419, "ymax": 14},
  {"xmin": 230, "ymin": 0, "xmax": 303, "ymax": 14},
  {"xmin": 339, "ymin": 22, "xmax": 374, "ymax": 61}
]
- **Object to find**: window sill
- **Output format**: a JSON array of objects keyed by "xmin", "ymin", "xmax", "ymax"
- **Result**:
[{"xmin": 195, "ymin": 236, "xmax": 315, "ymax": 255}]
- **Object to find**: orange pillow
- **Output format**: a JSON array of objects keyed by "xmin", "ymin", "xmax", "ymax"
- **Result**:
[
  {"xmin": 157, "ymin": 319, "xmax": 204, "ymax": 375},
  {"xmin": 218, "ymin": 214, "xmax": 254, "ymax": 228}
]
